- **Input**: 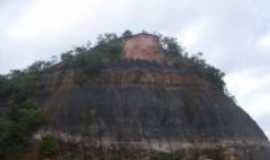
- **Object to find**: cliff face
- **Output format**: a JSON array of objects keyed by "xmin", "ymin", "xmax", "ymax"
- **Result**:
[
  {"xmin": 4, "ymin": 34, "xmax": 266, "ymax": 160},
  {"xmin": 33, "ymin": 60, "xmax": 270, "ymax": 160}
]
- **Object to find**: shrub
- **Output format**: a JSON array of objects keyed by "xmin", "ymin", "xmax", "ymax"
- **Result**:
[
  {"xmin": 0, "ymin": 101, "xmax": 45, "ymax": 158},
  {"xmin": 58, "ymin": 33, "xmax": 122, "ymax": 75},
  {"xmin": 40, "ymin": 135, "xmax": 59, "ymax": 156},
  {"xmin": 151, "ymin": 152, "xmax": 177, "ymax": 160}
]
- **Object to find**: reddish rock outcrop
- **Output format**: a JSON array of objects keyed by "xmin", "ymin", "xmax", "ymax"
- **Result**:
[{"xmin": 122, "ymin": 33, "xmax": 164, "ymax": 62}]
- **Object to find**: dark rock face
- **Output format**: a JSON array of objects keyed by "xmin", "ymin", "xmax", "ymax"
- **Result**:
[
  {"xmin": 36, "ymin": 61, "xmax": 270, "ymax": 159},
  {"xmin": 46, "ymin": 85, "xmax": 265, "ymax": 141}
]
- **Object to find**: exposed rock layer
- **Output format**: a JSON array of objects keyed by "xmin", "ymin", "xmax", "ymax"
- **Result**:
[{"xmin": 35, "ymin": 60, "xmax": 270, "ymax": 160}]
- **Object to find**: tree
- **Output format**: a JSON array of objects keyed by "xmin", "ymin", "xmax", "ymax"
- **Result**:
[
  {"xmin": 122, "ymin": 30, "xmax": 133, "ymax": 38},
  {"xmin": 68, "ymin": 33, "xmax": 121, "ymax": 74},
  {"xmin": 26, "ymin": 61, "xmax": 52, "ymax": 74},
  {"xmin": 0, "ymin": 100, "xmax": 45, "ymax": 158},
  {"xmin": 0, "ymin": 75, "xmax": 11, "ymax": 97},
  {"xmin": 161, "ymin": 37, "xmax": 183, "ymax": 56},
  {"xmin": 61, "ymin": 50, "xmax": 74, "ymax": 65},
  {"xmin": 40, "ymin": 135, "xmax": 59, "ymax": 156},
  {"xmin": 97, "ymin": 33, "xmax": 118, "ymax": 45}
]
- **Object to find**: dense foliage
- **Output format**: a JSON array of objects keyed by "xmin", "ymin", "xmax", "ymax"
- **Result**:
[
  {"xmin": 158, "ymin": 34, "xmax": 225, "ymax": 91},
  {"xmin": 0, "ymin": 62, "xmax": 50, "ymax": 158},
  {"xmin": 60, "ymin": 33, "xmax": 122, "ymax": 74},
  {"xmin": 174, "ymin": 53, "xmax": 225, "ymax": 91},
  {"xmin": 0, "ymin": 101, "xmax": 44, "ymax": 158},
  {"xmin": 40, "ymin": 135, "xmax": 59, "ymax": 156}
]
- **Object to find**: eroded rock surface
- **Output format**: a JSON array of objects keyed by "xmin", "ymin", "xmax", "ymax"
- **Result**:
[{"xmin": 33, "ymin": 60, "xmax": 270, "ymax": 160}]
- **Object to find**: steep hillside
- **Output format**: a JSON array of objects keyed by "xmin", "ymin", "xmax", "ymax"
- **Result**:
[{"xmin": 0, "ymin": 31, "xmax": 269, "ymax": 160}]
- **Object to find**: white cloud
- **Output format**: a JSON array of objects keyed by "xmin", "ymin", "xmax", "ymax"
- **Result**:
[
  {"xmin": 178, "ymin": 20, "xmax": 208, "ymax": 48},
  {"xmin": 266, "ymin": 131, "xmax": 270, "ymax": 140},
  {"xmin": 225, "ymin": 69, "xmax": 270, "ymax": 98},
  {"xmin": 225, "ymin": 68, "xmax": 270, "ymax": 118},
  {"xmin": 257, "ymin": 33, "xmax": 270, "ymax": 50},
  {"xmin": 225, "ymin": 68, "xmax": 270, "ymax": 138},
  {"xmin": 8, "ymin": 0, "xmax": 99, "ymax": 37}
]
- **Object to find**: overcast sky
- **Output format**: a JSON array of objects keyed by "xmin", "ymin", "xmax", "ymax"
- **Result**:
[{"xmin": 0, "ymin": 0, "xmax": 269, "ymax": 138}]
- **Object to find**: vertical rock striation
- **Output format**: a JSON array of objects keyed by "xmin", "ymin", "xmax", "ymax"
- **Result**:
[{"xmin": 33, "ymin": 34, "xmax": 270, "ymax": 159}]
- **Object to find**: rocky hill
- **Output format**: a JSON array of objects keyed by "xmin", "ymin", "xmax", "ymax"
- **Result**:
[{"xmin": 0, "ymin": 31, "xmax": 269, "ymax": 160}]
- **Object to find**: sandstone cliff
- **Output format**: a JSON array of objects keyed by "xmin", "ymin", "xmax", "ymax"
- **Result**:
[
  {"xmin": 31, "ymin": 59, "xmax": 270, "ymax": 160},
  {"xmin": 1, "ymin": 33, "xmax": 269, "ymax": 160}
]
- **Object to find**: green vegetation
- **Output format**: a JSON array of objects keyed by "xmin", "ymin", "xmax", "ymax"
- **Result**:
[
  {"xmin": 1, "ymin": 60, "xmax": 54, "ymax": 103},
  {"xmin": 0, "ymin": 30, "xmax": 227, "ymax": 158},
  {"xmin": 0, "ymin": 61, "xmax": 51, "ymax": 158},
  {"xmin": 40, "ymin": 135, "xmax": 59, "ymax": 156},
  {"xmin": 61, "ymin": 33, "xmax": 122, "ymax": 74},
  {"xmin": 151, "ymin": 152, "xmax": 177, "ymax": 160},
  {"xmin": 0, "ymin": 32, "xmax": 124, "ymax": 158},
  {"xmin": 0, "ymin": 101, "xmax": 44, "ymax": 158},
  {"xmin": 160, "ymin": 35, "xmax": 225, "ymax": 92},
  {"xmin": 179, "ymin": 53, "xmax": 225, "ymax": 91},
  {"xmin": 0, "ymin": 75, "xmax": 11, "ymax": 97},
  {"xmin": 161, "ymin": 36, "xmax": 183, "ymax": 58},
  {"xmin": 60, "ymin": 30, "xmax": 225, "ymax": 91},
  {"xmin": 110, "ymin": 152, "xmax": 121, "ymax": 160},
  {"xmin": 122, "ymin": 30, "xmax": 133, "ymax": 38},
  {"xmin": 0, "ymin": 30, "xmax": 225, "ymax": 95}
]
